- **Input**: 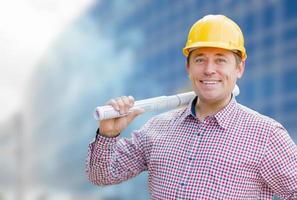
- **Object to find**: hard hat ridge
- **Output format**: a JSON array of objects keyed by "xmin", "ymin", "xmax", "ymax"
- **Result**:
[{"xmin": 183, "ymin": 14, "xmax": 247, "ymax": 60}]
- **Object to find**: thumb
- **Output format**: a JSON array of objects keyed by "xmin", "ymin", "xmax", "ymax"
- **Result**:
[{"xmin": 126, "ymin": 108, "xmax": 145, "ymax": 123}]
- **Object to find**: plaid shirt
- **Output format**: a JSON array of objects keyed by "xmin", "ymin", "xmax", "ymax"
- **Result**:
[{"xmin": 86, "ymin": 97, "xmax": 297, "ymax": 199}]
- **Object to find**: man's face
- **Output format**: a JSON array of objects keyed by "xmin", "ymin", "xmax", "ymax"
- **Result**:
[{"xmin": 186, "ymin": 47, "xmax": 245, "ymax": 105}]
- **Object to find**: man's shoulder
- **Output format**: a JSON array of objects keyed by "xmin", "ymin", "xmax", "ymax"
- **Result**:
[
  {"xmin": 137, "ymin": 107, "xmax": 188, "ymax": 136},
  {"xmin": 146, "ymin": 106, "xmax": 188, "ymax": 127},
  {"xmin": 236, "ymin": 103, "xmax": 283, "ymax": 129}
]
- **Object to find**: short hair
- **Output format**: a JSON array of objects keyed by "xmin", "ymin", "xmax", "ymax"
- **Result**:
[{"xmin": 231, "ymin": 50, "xmax": 243, "ymax": 67}]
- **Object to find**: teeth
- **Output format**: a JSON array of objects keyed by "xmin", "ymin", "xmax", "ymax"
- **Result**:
[{"xmin": 201, "ymin": 81, "xmax": 218, "ymax": 84}]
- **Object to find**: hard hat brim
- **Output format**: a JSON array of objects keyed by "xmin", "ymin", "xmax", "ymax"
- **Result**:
[{"xmin": 183, "ymin": 41, "xmax": 247, "ymax": 60}]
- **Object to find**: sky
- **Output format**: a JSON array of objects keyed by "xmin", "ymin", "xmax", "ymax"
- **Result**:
[{"xmin": 0, "ymin": 0, "xmax": 95, "ymax": 123}]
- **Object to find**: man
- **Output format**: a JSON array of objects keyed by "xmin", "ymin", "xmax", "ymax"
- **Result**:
[{"xmin": 86, "ymin": 15, "xmax": 297, "ymax": 199}]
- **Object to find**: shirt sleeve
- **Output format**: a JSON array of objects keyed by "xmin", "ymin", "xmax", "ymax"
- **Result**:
[
  {"xmin": 259, "ymin": 125, "xmax": 297, "ymax": 199},
  {"xmin": 86, "ymin": 127, "xmax": 149, "ymax": 186}
]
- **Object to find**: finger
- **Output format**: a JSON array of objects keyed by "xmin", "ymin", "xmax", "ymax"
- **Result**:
[
  {"xmin": 126, "ymin": 108, "xmax": 145, "ymax": 123},
  {"xmin": 121, "ymin": 96, "xmax": 132, "ymax": 113},
  {"xmin": 121, "ymin": 96, "xmax": 133, "ymax": 113},
  {"xmin": 106, "ymin": 99, "xmax": 119, "ymax": 111},
  {"xmin": 116, "ymin": 97, "xmax": 126, "ymax": 115},
  {"xmin": 128, "ymin": 96, "xmax": 135, "ymax": 106}
]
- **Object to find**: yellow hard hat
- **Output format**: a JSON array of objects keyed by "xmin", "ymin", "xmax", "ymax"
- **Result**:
[{"xmin": 183, "ymin": 14, "xmax": 247, "ymax": 60}]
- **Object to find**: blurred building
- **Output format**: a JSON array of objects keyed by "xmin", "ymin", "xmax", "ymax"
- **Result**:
[{"xmin": 1, "ymin": 0, "xmax": 296, "ymax": 199}]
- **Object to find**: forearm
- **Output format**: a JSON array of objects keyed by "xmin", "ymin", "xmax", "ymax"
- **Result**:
[
  {"xmin": 86, "ymin": 130, "xmax": 148, "ymax": 186},
  {"xmin": 86, "ymin": 135, "xmax": 121, "ymax": 186}
]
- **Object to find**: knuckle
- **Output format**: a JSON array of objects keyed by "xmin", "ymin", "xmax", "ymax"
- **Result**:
[
  {"xmin": 117, "ymin": 100, "xmax": 124, "ymax": 108},
  {"xmin": 122, "ymin": 96, "xmax": 128, "ymax": 101},
  {"xmin": 121, "ymin": 96, "xmax": 130, "ymax": 107},
  {"xmin": 128, "ymin": 96, "xmax": 134, "ymax": 106}
]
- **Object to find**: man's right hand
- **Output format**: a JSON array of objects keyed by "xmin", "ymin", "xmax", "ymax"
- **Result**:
[{"xmin": 99, "ymin": 96, "xmax": 145, "ymax": 138}]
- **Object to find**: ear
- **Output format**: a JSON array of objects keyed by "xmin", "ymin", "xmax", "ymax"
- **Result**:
[{"xmin": 237, "ymin": 60, "xmax": 245, "ymax": 79}]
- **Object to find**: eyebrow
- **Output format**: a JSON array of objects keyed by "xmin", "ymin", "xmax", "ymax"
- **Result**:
[
  {"xmin": 192, "ymin": 53, "xmax": 227, "ymax": 57},
  {"xmin": 193, "ymin": 53, "xmax": 204, "ymax": 57},
  {"xmin": 215, "ymin": 53, "xmax": 227, "ymax": 57}
]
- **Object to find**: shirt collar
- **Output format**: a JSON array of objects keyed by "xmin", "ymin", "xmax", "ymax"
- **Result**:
[
  {"xmin": 190, "ymin": 96, "xmax": 198, "ymax": 118},
  {"xmin": 213, "ymin": 96, "xmax": 238, "ymax": 129},
  {"xmin": 180, "ymin": 96, "xmax": 197, "ymax": 121},
  {"xmin": 181, "ymin": 95, "xmax": 238, "ymax": 129}
]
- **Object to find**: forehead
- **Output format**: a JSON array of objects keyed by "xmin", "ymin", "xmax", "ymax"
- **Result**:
[{"xmin": 190, "ymin": 47, "xmax": 233, "ymax": 56}]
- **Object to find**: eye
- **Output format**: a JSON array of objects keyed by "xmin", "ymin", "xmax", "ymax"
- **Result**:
[
  {"xmin": 193, "ymin": 57, "xmax": 205, "ymax": 64},
  {"xmin": 216, "ymin": 58, "xmax": 227, "ymax": 64}
]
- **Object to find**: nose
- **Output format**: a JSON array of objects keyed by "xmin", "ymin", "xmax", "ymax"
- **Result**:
[{"xmin": 203, "ymin": 61, "xmax": 216, "ymax": 76}]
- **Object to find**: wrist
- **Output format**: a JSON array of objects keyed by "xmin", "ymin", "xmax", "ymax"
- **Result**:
[{"xmin": 96, "ymin": 128, "xmax": 120, "ymax": 138}]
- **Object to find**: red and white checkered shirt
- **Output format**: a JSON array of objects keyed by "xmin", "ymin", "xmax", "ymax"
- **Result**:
[{"xmin": 86, "ymin": 97, "xmax": 297, "ymax": 199}]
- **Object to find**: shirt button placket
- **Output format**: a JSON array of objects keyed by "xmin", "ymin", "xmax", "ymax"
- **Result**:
[{"xmin": 186, "ymin": 122, "xmax": 203, "ymax": 199}]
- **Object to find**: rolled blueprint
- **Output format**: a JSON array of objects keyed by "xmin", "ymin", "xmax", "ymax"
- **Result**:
[{"xmin": 94, "ymin": 85, "xmax": 240, "ymax": 121}]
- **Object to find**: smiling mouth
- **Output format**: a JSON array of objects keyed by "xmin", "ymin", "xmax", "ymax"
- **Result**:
[{"xmin": 200, "ymin": 80, "xmax": 221, "ymax": 85}]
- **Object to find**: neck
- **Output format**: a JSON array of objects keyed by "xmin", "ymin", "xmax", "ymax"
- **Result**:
[{"xmin": 195, "ymin": 95, "xmax": 232, "ymax": 121}]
